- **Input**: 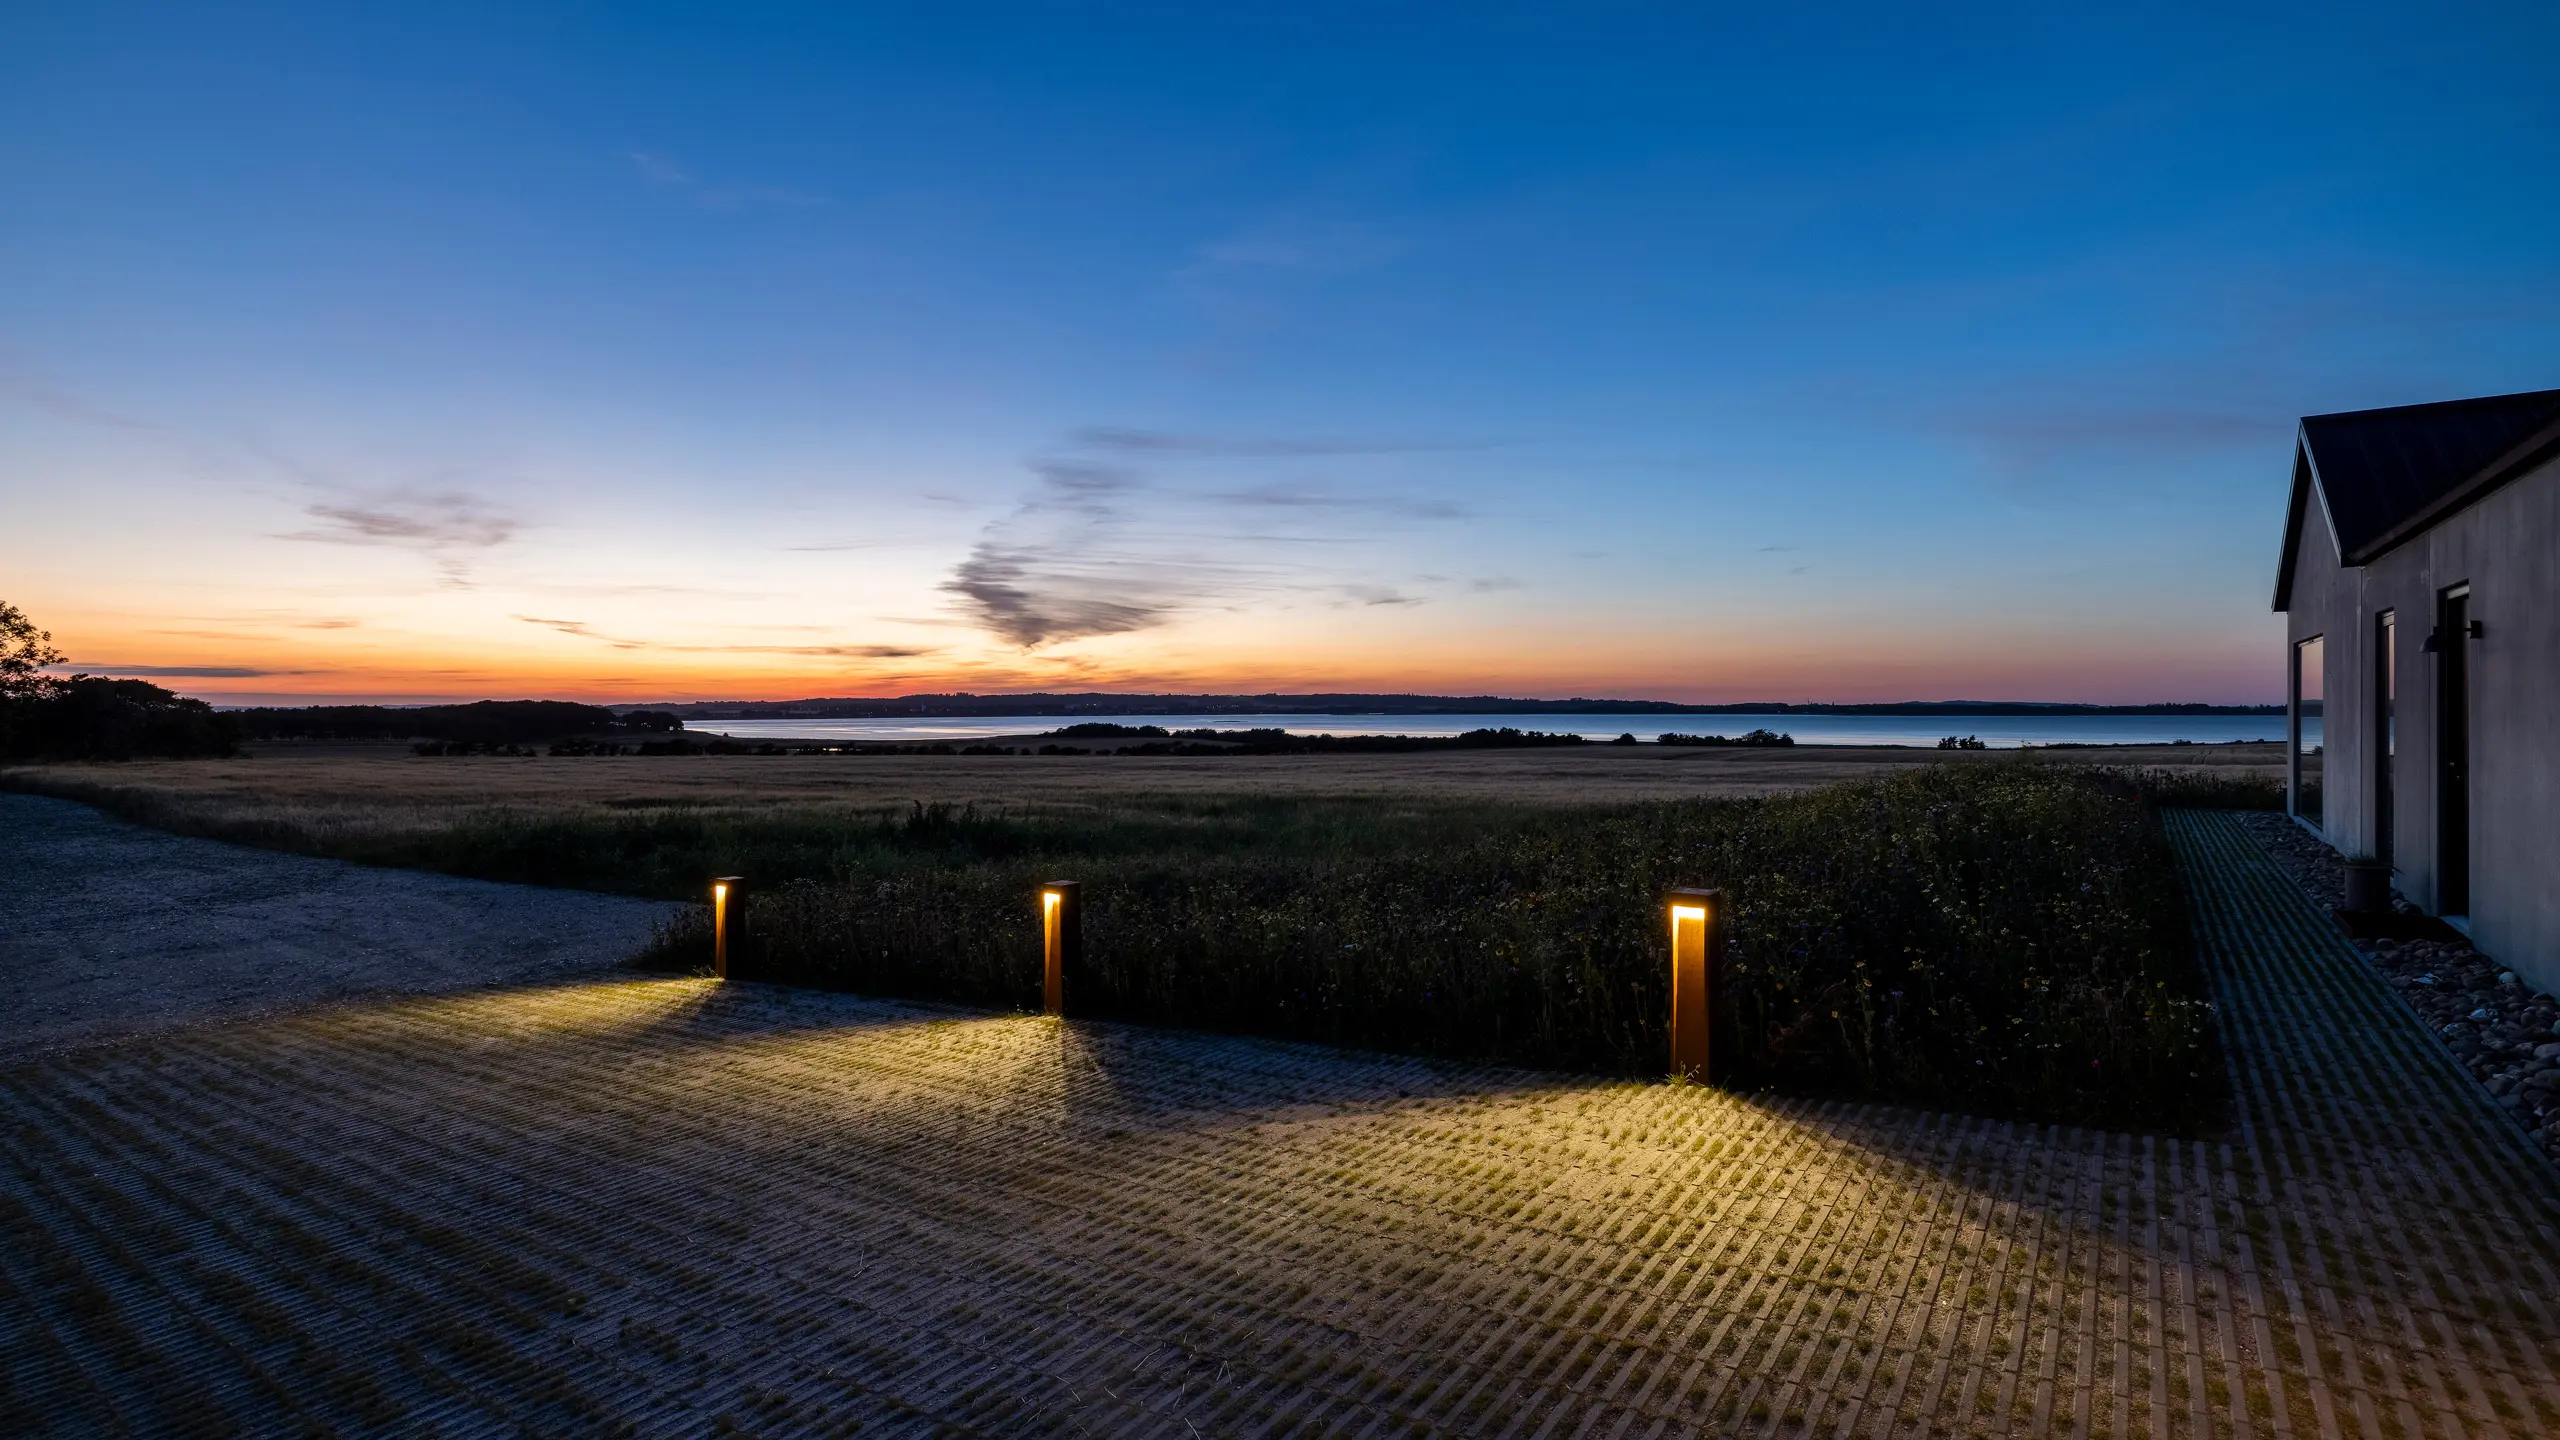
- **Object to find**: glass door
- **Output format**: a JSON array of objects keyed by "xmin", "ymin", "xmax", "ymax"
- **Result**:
[{"xmin": 2291, "ymin": 635, "xmax": 2324, "ymax": 827}]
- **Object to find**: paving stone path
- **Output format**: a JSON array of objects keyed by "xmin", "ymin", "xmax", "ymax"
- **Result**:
[{"xmin": 3, "ymin": 810, "xmax": 2557, "ymax": 1437}]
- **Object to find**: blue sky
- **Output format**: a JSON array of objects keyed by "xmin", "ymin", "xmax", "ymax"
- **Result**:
[{"xmin": 4, "ymin": 2, "xmax": 2555, "ymax": 703}]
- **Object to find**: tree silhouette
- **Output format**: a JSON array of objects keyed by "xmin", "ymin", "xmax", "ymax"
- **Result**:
[
  {"xmin": 1, "ymin": 601, "xmax": 238, "ymax": 759},
  {"xmin": 0, "ymin": 599, "xmax": 65, "ymax": 702}
]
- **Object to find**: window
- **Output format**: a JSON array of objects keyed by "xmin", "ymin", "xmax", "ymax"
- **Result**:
[{"xmin": 2291, "ymin": 635, "xmax": 2324, "ymax": 825}]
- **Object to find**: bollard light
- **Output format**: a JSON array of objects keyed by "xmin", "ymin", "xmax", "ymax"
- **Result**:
[
  {"xmin": 1665, "ymin": 887, "xmax": 1722, "ymax": 1081},
  {"xmin": 1040, "ymin": 881, "xmax": 1081, "ymax": 1017},
  {"xmin": 712, "ymin": 875, "xmax": 745, "ymax": 981}
]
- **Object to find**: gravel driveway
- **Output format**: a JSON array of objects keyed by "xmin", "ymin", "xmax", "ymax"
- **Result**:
[{"xmin": 0, "ymin": 792, "xmax": 682, "ymax": 1060}]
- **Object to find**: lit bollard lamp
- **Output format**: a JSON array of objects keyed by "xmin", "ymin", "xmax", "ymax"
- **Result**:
[
  {"xmin": 1665, "ymin": 887, "xmax": 1723, "ymax": 1082},
  {"xmin": 712, "ymin": 875, "xmax": 746, "ymax": 981},
  {"xmin": 1040, "ymin": 881, "xmax": 1081, "ymax": 1017}
]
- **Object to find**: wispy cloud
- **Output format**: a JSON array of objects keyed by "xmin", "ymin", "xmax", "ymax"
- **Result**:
[
  {"xmin": 629, "ymin": 150, "xmax": 824, "ymax": 212},
  {"xmin": 287, "ymin": 494, "xmax": 517, "ymax": 549},
  {"xmin": 50, "ymin": 663, "xmax": 282, "ymax": 677},
  {"xmin": 1070, "ymin": 427, "xmax": 1475, "ymax": 459},
  {"xmin": 939, "ymin": 428, "xmax": 1474, "ymax": 648},
  {"xmin": 1206, "ymin": 480, "xmax": 1468, "ymax": 520},
  {"xmin": 280, "ymin": 489, "xmax": 520, "ymax": 586},
  {"xmin": 1174, "ymin": 216, "xmax": 1409, "ymax": 329},
  {"xmin": 1937, "ymin": 401, "xmax": 2278, "ymax": 504},
  {"xmin": 509, "ymin": 615, "xmax": 930, "ymax": 659},
  {"xmin": 1181, "ymin": 218, "xmax": 1404, "ymax": 283},
  {"xmin": 0, "ymin": 362, "xmax": 168, "ymax": 437},
  {"xmin": 943, "ymin": 546, "xmax": 1181, "ymax": 647}
]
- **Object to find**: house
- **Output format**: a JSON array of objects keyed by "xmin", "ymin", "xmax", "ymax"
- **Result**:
[{"xmin": 2273, "ymin": 386, "xmax": 2560, "ymax": 991}]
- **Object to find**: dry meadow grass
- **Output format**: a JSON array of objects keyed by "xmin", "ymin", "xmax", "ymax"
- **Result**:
[{"xmin": 2, "ymin": 738, "xmax": 2285, "ymax": 822}]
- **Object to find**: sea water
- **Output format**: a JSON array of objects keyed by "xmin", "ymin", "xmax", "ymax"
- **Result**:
[{"xmin": 691, "ymin": 712, "xmax": 2309, "ymax": 750}]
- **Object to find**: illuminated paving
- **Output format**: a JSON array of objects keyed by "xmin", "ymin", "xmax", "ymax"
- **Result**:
[{"xmin": 4, "ymin": 813, "xmax": 2556, "ymax": 1437}]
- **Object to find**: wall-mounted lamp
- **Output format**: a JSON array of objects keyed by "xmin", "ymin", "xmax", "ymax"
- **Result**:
[
  {"xmin": 2423, "ymin": 620, "xmax": 2485, "ymax": 653},
  {"xmin": 1040, "ymin": 881, "xmax": 1081, "ymax": 1016},
  {"xmin": 1665, "ymin": 887, "xmax": 1723, "ymax": 1082},
  {"xmin": 712, "ymin": 875, "xmax": 745, "ymax": 980}
]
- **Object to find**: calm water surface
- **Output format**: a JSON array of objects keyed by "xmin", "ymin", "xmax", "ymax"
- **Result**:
[{"xmin": 695, "ymin": 712, "xmax": 2306, "ymax": 749}]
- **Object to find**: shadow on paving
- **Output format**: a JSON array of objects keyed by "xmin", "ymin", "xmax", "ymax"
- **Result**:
[{"xmin": 1, "ymin": 812, "xmax": 2557, "ymax": 1438}]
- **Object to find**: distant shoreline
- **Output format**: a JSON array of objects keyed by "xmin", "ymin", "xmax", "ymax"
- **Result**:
[{"xmin": 639, "ymin": 692, "xmax": 2283, "ymax": 720}]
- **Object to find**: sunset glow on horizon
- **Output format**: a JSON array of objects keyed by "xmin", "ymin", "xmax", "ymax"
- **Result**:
[{"xmin": 8, "ymin": 5, "xmax": 2555, "ymax": 709}]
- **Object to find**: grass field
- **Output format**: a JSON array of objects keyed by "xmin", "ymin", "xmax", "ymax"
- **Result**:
[
  {"xmin": 0, "ymin": 741, "xmax": 2284, "ymax": 897},
  {"xmin": 1, "ymin": 736, "xmax": 2286, "ymax": 814}
]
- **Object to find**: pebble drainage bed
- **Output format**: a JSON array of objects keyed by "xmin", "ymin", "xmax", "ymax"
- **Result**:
[{"xmin": 2237, "ymin": 813, "xmax": 2560, "ymax": 1167}]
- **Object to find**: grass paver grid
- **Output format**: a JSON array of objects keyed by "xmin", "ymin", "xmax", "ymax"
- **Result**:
[{"xmin": 5, "ymin": 810, "xmax": 2558, "ymax": 1438}]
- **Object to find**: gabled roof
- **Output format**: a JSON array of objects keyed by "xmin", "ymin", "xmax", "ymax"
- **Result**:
[{"xmin": 2273, "ymin": 386, "xmax": 2560, "ymax": 610}]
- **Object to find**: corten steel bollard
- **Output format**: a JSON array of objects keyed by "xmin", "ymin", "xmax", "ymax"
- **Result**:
[
  {"xmin": 1040, "ymin": 881, "xmax": 1081, "ymax": 1017},
  {"xmin": 1665, "ymin": 887, "xmax": 1722, "ymax": 1081},
  {"xmin": 712, "ymin": 875, "xmax": 745, "ymax": 980}
]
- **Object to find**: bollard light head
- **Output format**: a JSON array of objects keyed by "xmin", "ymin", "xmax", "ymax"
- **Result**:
[
  {"xmin": 1038, "ymin": 881, "xmax": 1079, "ymax": 1017},
  {"xmin": 1664, "ymin": 886, "xmax": 1720, "ymax": 1083},
  {"xmin": 710, "ymin": 875, "xmax": 746, "ymax": 982}
]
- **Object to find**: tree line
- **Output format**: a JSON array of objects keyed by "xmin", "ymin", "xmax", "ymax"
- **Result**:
[
  {"xmin": 1, "ymin": 601, "xmax": 240, "ymax": 760},
  {"xmin": 1, "ymin": 601, "xmax": 684, "ymax": 761}
]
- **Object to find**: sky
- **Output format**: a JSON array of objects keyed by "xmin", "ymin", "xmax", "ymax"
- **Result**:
[{"xmin": 4, "ymin": 3, "xmax": 2556, "ymax": 706}]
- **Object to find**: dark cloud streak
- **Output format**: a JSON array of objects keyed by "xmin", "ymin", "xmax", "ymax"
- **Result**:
[{"xmin": 937, "ymin": 426, "xmax": 1482, "ymax": 648}]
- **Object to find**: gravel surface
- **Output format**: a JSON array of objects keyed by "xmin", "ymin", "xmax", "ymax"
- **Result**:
[
  {"xmin": 2237, "ymin": 810, "xmax": 2560, "ymax": 1165},
  {"xmin": 0, "ymin": 792, "xmax": 682, "ymax": 1061}
]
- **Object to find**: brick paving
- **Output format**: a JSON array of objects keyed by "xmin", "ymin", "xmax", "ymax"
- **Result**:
[{"xmin": 4, "ymin": 810, "xmax": 2557, "ymax": 1437}]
